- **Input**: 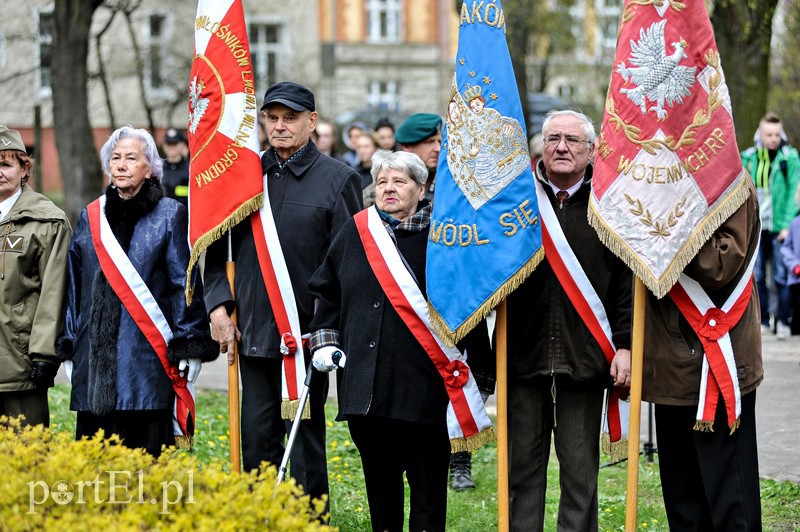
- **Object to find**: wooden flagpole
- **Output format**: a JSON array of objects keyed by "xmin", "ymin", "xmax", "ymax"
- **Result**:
[
  {"xmin": 496, "ymin": 300, "xmax": 509, "ymax": 532},
  {"xmin": 625, "ymin": 277, "xmax": 647, "ymax": 529},
  {"xmin": 226, "ymin": 232, "xmax": 241, "ymax": 473}
]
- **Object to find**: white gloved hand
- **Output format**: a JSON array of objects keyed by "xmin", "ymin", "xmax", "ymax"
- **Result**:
[
  {"xmin": 178, "ymin": 358, "xmax": 202, "ymax": 383},
  {"xmin": 63, "ymin": 360, "xmax": 73, "ymax": 384},
  {"xmin": 312, "ymin": 346, "xmax": 346, "ymax": 373}
]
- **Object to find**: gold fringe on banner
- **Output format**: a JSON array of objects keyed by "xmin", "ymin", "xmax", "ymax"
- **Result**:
[
  {"xmin": 281, "ymin": 398, "xmax": 311, "ymax": 421},
  {"xmin": 174, "ymin": 434, "xmax": 194, "ymax": 450},
  {"xmin": 450, "ymin": 426, "xmax": 496, "ymax": 453},
  {"xmin": 601, "ymin": 432, "xmax": 628, "ymax": 464},
  {"xmin": 429, "ymin": 246, "xmax": 545, "ymax": 347},
  {"xmin": 587, "ymin": 175, "xmax": 750, "ymax": 299},
  {"xmin": 693, "ymin": 419, "xmax": 714, "ymax": 432},
  {"xmin": 185, "ymin": 194, "xmax": 264, "ymax": 305}
]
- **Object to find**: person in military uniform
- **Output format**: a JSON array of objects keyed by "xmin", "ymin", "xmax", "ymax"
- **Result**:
[
  {"xmin": 395, "ymin": 114, "xmax": 443, "ymax": 201},
  {"xmin": 161, "ymin": 128, "xmax": 190, "ymax": 207}
]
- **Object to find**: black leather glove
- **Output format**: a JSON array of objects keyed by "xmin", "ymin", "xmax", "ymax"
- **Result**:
[{"xmin": 30, "ymin": 360, "xmax": 60, "ymax": 389}]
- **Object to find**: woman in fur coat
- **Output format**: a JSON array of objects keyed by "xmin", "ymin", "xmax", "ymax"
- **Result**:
[{"xmin": 58, "ymin": 126, "xmax": 217, "ymax": 456}]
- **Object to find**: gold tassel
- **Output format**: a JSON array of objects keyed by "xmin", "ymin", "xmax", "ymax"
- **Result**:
[
  {"xmin": 174, "ymin": 434, "xmax": 194, "ymax": 450},
  {"xmin": 281, "ymin": 398, "xmax": 311, "ymax": 421},
  {"xmin": 449, "ymin": 426, "xmax": 496, "ymax": 453},
  {"xmin": 601, "ymin": 433, "xmax": 628, "ymax": 464},
  {"xmin": 729, "ymin": 417, "xmax": 741, "ymax": 435},
  {"xmin": 184, "ymin": 194, "xmax": 264, "ymax": 305},
  {"xmin": 587, "ymin": 178, "xmax": 750, "ymax": 299},
  {"xmin": 693, "ymin": 419, "xmax": 715, "ymax": 432},
  {"xmin": 429, "ymin": 247, "xmax": 545, "ymax": 347}
]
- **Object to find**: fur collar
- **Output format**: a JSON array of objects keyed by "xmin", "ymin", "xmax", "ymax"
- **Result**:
[{"xmin": 104, "ymin": 179, "xmax": 163, "ymax": 251}]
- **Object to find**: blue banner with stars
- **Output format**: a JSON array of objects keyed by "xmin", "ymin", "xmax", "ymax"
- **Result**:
[{"xmin": 426, "ymin": 0, "xmax": 543, "ymax": 345}]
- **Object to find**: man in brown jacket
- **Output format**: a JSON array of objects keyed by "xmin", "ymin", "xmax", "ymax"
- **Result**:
[{"xmin": 643, "ymin": 178, "xmax": 763, "ymax": 531}]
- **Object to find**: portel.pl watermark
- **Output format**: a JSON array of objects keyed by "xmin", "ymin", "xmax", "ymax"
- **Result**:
[{"xmin": 27, "ymin": 469, "xmax": 194, "ymax": 515}]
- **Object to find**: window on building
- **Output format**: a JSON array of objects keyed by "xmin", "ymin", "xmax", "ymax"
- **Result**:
[
  {"xmin": 145, "ymin": 13, "xmax": 168, "ymax": 90},
  {"xmin": 38, "ymin": 11, "xmax": 54, "ymax": 93},
  {"xmin": 366, "ymin": 0, "xmax": 402, "ymax": 43},
  {"xmin": 249, "ymin": 23, "xmax": 282, "ymax": 93},
  {"xmin": 367, "ymin": 80, "xmax": 400, "ymax": 114},
  {"xmin": 599, "ymin": 0, "xmax": 622, "ymax": 56}
]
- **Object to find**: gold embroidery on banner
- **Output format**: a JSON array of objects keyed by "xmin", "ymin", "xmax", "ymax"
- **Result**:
[
  {"xmin": 625, "ymin": 194, "xmax": 687, "ymax": 237},
  {"xmin": 620, "ymin": 0, "xmax": 686, "ymax": 29},
  {"xmin": 604, "ymin": 49, "xmax": 724, "ymax": 156}
]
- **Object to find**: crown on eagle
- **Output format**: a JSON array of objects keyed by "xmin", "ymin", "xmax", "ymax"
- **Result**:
[{"xmin": 463, "ymin": 85, "xmax": 483, "ymax": 102}]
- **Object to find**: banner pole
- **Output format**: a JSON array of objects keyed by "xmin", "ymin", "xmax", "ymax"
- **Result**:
[
  {"xmin": 625, "ymin": 278, "xmax": 646, "ymax": 530},
  {"xmin": 226, "ymin": 231, "xmax": 241, "ymax": 473},
  {"xmin": 496, "ymin": 300, "xmax": 509, "ymax": 532}
]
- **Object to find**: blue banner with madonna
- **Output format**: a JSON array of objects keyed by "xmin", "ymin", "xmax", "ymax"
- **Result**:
[{"xmin": 427, "ymin": 0, "xmax": 543, "ymax": 346}]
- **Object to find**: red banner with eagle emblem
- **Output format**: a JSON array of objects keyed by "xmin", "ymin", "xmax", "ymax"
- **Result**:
[
  {"xmin": 185, "ymin": 0, "xmax": 263, "ymax": 301},
  {"xmin": 589, "ymin": 0, "xmax": 748, "ymax": 297}
]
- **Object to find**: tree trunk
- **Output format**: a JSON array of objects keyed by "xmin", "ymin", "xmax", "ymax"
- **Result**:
[
  {"xmin": 52, "ymin": 0, "xmax": 104, "ymax": 224},
  {"xmin": 711, "ymin": 0, "xmax": 780, "ymax": 150}
]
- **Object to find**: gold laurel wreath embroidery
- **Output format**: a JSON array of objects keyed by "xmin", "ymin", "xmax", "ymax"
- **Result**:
[
  {"xmin": 625, "ymin": 194, "xmax": 687, "ymax": 237},
  {"xmin": 602, "ymin": 49, "xmax": 723, "ymax": 156},
  {"xmin": 620, "ymin": 0, "xmax": 686, "ymax": 28}
]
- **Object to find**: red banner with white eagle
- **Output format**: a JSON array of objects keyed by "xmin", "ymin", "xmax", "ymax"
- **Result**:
[
  {"xmin": 185, "ymin": 0, "xmax": 263, "ymax": 301},
  {"xmin": 589, "ymin": 0, "xmax": 748, "ymax": 298}
]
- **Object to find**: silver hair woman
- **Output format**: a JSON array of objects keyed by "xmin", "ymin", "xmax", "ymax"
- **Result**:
[
  {"xmin": 100, "ymin": 125, "xmax": 164, "ymax": 187},
  {"xmin": 59, "ymin": 126, "xmax": 218, "ymax": 456},
  {"xmin": 370, "ymin": 149, "xmax": 428, "ymax": 187}
]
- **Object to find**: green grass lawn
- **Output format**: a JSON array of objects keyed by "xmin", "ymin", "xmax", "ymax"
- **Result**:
[{"xmin": 48, "ymin": 385, "xmax": 800, "ymax": 531}]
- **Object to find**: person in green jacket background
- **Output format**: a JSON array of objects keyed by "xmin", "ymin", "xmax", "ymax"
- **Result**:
[
  {"xmin": 0, "ymin": 125, "xmax": 71, "ymax": 426},
  {"xmin": 741, "ymin": 112, "xmax": 800, "ymax": 339}
]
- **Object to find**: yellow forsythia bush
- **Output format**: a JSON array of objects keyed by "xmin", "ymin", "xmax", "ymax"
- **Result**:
[{"xmin": 0, "ymin": 417, "xmax": 330, "ymax": 531}]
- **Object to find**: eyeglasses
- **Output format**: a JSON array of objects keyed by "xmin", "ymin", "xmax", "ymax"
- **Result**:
[{"xmin": 544, "ymin": 135, "xmax": 591, "ymax": 149}]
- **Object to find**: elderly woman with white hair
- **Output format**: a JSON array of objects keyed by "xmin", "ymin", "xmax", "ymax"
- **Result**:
[
  {"xmin": 308, "ymin": 150, "xmax": 493, "ymax": 531},
  {"xmin": 58, "ymin": 126, "xmax": 217, "ymax": 456}
]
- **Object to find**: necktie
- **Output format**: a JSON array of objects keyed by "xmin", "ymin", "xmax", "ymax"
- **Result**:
[{"xmin": 556, "ymin": 190, "xmax": 569, "ymax": 209}]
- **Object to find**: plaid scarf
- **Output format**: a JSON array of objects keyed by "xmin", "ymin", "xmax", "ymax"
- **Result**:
[{"xmin": 377, "ymin": 200, "xmax": 431, "ymax": 239}]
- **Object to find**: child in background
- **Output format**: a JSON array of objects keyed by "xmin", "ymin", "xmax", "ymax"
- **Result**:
[{"xmin": 780, "ymin": 186, "xmax": 800, "ymax": 335}]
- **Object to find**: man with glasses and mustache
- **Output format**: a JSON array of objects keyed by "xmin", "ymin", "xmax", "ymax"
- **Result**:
[{"xmin": 505, "ymin": 110, "xmax": 633, "ymax": 531}]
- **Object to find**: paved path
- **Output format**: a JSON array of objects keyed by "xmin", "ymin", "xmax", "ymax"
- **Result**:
[{"xmin": 190, "ymin": 332, "xmax": 800, "ymax": 483}]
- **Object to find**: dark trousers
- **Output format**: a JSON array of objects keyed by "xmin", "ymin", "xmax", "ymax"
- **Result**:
[
  {"xmin": 755, "ymin": 230, "xmax": 791, "ymax": 325},
  {"xmin": 508, "ymin": 378, "xmax": 604, "ymax": 532},
  {"xmin": 348, "ymin": 416, "xmax": 450, "ymax": 532},
  {"xmin": 76, "ymin": 409, "xmax": 174, "ymax": 457},
  {"xmin": 654, "ymin": 391, "xmax": 761, "ymax": 531},
  {"xmin": 0, "ymin": 388, "xmax": 49, "ymax": 427},
  {"xmin": 239, "ymin": 356, "xmax": 329, "ymax": 504}
]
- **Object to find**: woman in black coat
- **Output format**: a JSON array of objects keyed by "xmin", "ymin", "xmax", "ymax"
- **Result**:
[{"xmin": 308, "ymin": 150, "xmax": 493, "ymax": 532}]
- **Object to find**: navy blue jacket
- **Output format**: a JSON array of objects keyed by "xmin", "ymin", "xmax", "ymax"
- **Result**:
[{"xmin": 62, "ymin": 184, "xmax": 214, "ymax": 411}]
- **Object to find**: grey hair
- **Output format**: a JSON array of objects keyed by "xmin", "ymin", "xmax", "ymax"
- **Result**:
[
  {"xmin": 100, "ymin": 125, "xmax": 164, "ymax": 183},
  {"xmin": 370, "ymin": 150, "xmax": 428, "ymax": 186},
  {"xmin": 542, "ymin": 110, "xmax": 597, "ymax": 144}
]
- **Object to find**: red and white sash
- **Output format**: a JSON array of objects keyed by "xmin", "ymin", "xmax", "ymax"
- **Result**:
[
  {"xmin": 250, "ymin": 173, "xmax": 308, "ymax": 420},
  {"xmin": 87, "ymin": 197, "xmax": 195, "ymax": 446},
  {"xmin": 354, "ymin": 207, "xmax": 495, "ymax": 452},
  {"xmin": 535, "ymin": 179, "xmax": 629, "ymax": 461},
  {"xmin": 667, "ymin": 244, "xmax": 757, "ymax": 433}
]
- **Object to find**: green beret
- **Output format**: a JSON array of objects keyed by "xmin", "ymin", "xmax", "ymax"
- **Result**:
[
  {"xmin": 0, "ymin": 125, "xmax": 26, "ymax": 153},
  {"xmin": 395, "ymin": 113, "xmax": 443, "ymax": 145}
]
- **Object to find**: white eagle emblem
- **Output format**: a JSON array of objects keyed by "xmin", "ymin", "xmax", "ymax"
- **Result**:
[
  {"xmin": 188, "ymin": 76, "xmax": 209, "ymax": 134},
  {"xmin": 616, "ymin": 20, "xmax": 697, "ymax": 121}
]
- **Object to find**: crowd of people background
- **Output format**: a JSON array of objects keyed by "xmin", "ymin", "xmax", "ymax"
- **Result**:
[{"xmin": 0, "ymin": 74, "xmax": 798, "ymax": 529}]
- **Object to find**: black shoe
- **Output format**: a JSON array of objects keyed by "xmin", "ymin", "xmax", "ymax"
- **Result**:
[
  {"xmin": 450, "ymin": 451, "xmax": 476, "ymax": 490},
  {"xmin": 450, "ymin": 467, "xmax": 476, "ymax": 490}
]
